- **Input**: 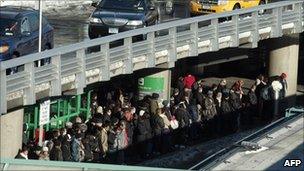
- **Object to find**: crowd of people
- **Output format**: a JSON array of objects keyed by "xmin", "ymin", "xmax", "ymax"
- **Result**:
[{"xmin": 16, "ymin": 72, "xmax": 288, "ymax": 164}]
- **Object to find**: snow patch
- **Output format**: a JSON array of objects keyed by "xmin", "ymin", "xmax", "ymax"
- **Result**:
[{"xmin": 0, "ymin": 0, "xmax": 94, "ymax": 16}]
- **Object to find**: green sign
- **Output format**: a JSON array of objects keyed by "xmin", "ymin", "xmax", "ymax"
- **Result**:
[{"xmin": 138, "ymin": 77, "xmax": 164, "ymax": 92}]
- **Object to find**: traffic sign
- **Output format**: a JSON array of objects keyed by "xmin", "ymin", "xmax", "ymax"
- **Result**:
[{"xmin": 39, "ymin": 100, "xmax": 50, "ymax": 125}]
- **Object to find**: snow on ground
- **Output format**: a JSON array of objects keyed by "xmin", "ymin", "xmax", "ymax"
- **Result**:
[
  {"xmin": 139, "ymin": 128, "xmax": 259, "ymax": 169},
  {"xmin": 0, "ymin": 0, "xmax": 94, "ymax": 17}
]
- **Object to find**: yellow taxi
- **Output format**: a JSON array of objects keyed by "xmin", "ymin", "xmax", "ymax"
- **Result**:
[{"xmin": 189, "ymin": 0, "xmax": 267, "ymax": 16}]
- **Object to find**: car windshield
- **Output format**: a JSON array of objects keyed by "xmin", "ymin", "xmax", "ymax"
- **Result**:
[
  {"xmin": 0, "ymin": 18, "xmax": 19, "ymax": 37},
  {"xmin": 98, "ymin": 0, "xmax": 145, "ymax": 11}
]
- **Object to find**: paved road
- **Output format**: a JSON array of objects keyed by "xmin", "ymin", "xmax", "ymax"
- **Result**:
[{"xmin": 48, "ymin": 2, "xmax": 190, "ymax": 47}]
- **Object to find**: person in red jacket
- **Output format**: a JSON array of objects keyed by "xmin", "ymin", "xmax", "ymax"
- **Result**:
[{"xmin": 183, "ymin": 74, "xmax": 196, "ymax": 89}]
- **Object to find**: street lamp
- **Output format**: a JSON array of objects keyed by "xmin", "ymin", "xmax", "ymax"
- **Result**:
[{"xmin": 38, "ymin": 0, "xmax": 43, "ymax": 53}]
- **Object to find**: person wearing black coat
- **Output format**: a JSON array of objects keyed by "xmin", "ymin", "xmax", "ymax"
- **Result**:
[
  {"xmin": 151, "ymin": 109, "xmax": 165, "ymax": 154},
  {"xmin": 15, "ymin": 146, "xmax": 29, "ymax": 160},
  {"xmin": 135, "ymin": 110, "xmax": 153, "ymax": 158},
  {"xmin": 221, "ymin": 93, "xmax": 234, "ymax": 135},
  {"xmin": 230, "ymin": 90, "xmax": 243, "ymax": 132},
  {"xmin": 49, "ymin": 140, "xmax": 63, "ymax": 161},
  {"xmin": 244, "ymin": 85, "xmax": 258, "ymax": 126},
  {"xmin": 174, "ymin": 103, "xmax": 190, "ymax": 146}
]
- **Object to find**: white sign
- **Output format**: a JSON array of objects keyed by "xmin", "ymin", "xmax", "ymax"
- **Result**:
[{"xmin": 39, "ymin": 100, "xmax": 50, "ymax": 125}]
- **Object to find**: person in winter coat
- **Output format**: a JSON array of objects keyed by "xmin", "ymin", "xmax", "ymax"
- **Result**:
[
  {"xmin": 97, "ymin": 122, "xmax": 110, "ymax": 162},
  {"xmin": 195, "ymin": 86, "xmax": 205, "ymax": 106},
  {"xmin": 103, "ymin": 108, "xmax": 112, "ymax": 124},
  {"xmin": 256, "ymin": 75, "xmax": 267, "ymax": 117},
  {"xmin": 221, "ymin": 91, "xmax": 234, "ymax": 135},
  {"xmin": 122, "ymin": 108, "xmax": 134, "ymax": 146},
  {"xmin": 201, "ymin": 91, "xmax": 217, "ymax": 121},
  {"xmin": 230, "ymin": 85, "xmax": 244, "ymax": 132},
  {"xmin": 245, "ymin": 85, "xmax": 258, "ymax": 123},
  {"xmin": 115, "ymin": 121, "xmax": 128, "ymax": 164},
  {"xmin": 49, "ymin": 140, "xmax": 63, "ymax": 161},
  {"xmin": 214, "ymin": 92, "xmax": 222, "ymax": 136},
  {"xmin": 71, "ymin": 134, "xmax": 84, "ymax": 162},
  {"xmin": 171, "ymin": 88, "xmax": 182, "ymax": 106},
  {"xmin": 174, "ymin": 102, "xmax": 191, "ymax": 146},
  {"xmin": 149, "ymin": 93, "xmax": 159, "ymax": 115},
  {"xmin": 217, "ymin": 79, "xmax": 227, "ymax": 94},
  {"xmin": 177, "ymin": 77, "xmax": 184, "ymax": 93},
  {"xmin": 136, "ymin": 110, "xmax": 153, "ymax": 158},
  {"xmin": 107, "ymin": 119, "xmax": 118, "ymax": 163},
  {"xmin": 162, "ymin": 100, "xmax": 172, "ymax": 120},
  {"xmin": 15, "ymin": 146, "xmax": 29, "ymax": 160},
  {"xmin": 39, "ymin": 147, "xmax": 50, "ymax": 161},
  {"xmin": 158, "ymin": 108, "xmax": 171, "ymax": 153},
  {"xmin": 151, "ymin": 108, "xmax": 165, "ymax": 154},
  {"xmin": 183, "ymin": 74, "xmax": 196, "ymax": 89},
  {"xmin": 58, "ymin": 128, "xmax": 72, "ymax": 161},
  {"xmin": 82, "ymin": 137, "xmax": 93, "ymax": 162},
  {"xmin": 279, "ymin": 73, "xmax": 288, "ymax": 98}
]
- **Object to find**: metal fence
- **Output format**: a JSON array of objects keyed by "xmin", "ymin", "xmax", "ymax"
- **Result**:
[{"xmin": 0, "ymin": 0, "xmax": 303, "ymax": 114}]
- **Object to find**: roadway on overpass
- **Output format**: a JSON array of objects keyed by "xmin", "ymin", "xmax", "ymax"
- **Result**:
[{"xmin": 49, "ymin": 1, "xmax": 190, "ymax": 47}]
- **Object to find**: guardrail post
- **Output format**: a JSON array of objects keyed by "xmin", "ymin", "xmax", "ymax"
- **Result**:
[
  {"xmin": 232, "ymin": 14, "xmax": 239, "ymax": 47},
  {"xmin": 24, "ymin": 62, "xmax": 35, "ymax": 105},
  {"xmin": 251, "ymin": 11, "xmax": 259, "ymax": 48},
  {"xmin": 124, "ymin": 37, "xmax": 133, "ymax": 74},
  {"xmin": 294, "ymin": 3, "xmax": 302, "ymax": 33},
  {"xmin": 190, "ymin": 22, "xmax": 198, "ymax": 56},
  {"xmin": 75, "ymin": 49, "xmax": 86, "ymax": 95},
  {"xmin": 100, "ymin": 43, "xmax": 110, "ymax": 81},
  {"xmin": 147, "ymin": 32, "xmax": 156, "ymax": 68},
  {"xmin": 0, "ymin": 70, "xmax": 7, "ymax": 114},
  {"xmin": 168, "ymin": 27, "xmax": 177, "ymax": 68},
  {"xmin": 211, "ymin": 19, "xmax": 219, "ymax": 51},
  {"xmin": 50, "ymin": 55, "xmax": 61, "ymax": 96},
  {"xmin": 271, "ymin": 7, "xmax": 283, "ymax": 38}
]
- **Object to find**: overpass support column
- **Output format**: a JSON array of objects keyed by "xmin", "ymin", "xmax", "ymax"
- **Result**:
[
  {"xmin": 138, "ymin": 70, "xmax": 171, "ymax": 101},
  {"xmin": 0, "ymin": 109, "xmax": 24, "ymax": 158},
  {"xmin": 268, "ymin": 35, "xmax": 299, "ymax": 97}
]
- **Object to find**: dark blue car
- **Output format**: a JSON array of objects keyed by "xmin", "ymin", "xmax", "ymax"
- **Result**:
[{"xmin": 0, "ymin": 6, "xmax": 54, "ymax": 62}]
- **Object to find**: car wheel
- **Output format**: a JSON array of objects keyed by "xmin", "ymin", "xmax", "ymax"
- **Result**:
[
  {"xmin": 89, "ymin": 31, "xmax": 98, "ymax": 39},
  {"xmin": 233, "ymin": 4, "xmax": 241, "ymax": 10},
  {"xmin": 190, "ymin": 13, "xmax": 196, "ymax": 17},
  {"xmin": 10, "ymin": 54, "xmax": 20, "ymax": 74}
]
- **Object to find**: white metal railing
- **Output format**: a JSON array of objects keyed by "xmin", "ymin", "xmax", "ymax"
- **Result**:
[{"xmin": 0, "ymin": 1, "xmax": 303, "ymax": 114}]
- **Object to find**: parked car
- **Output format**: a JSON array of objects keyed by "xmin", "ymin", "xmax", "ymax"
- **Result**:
[
  {"xmin": 0, "ymin": 6, "xmax": 54, "ymax": 61},
  {"xmin": 88, "ymin": 0, "xmax": 159, "ymax": 39},
  {"xmin": 189, "ymin": 0, "xmax": 267, "ymax": 16}
]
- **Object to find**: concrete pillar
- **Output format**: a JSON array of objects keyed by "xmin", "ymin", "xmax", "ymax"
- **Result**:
[
  {"xmin": 268, "ymin": 35, "xmax": 299, "ymax": 97},
  {"xmin": 138, "ymin": 70, "xmax": 171, "ymax": 101},
  {"xmin": 0, "ymin": 109, "xmax": 24, "ymax": 159}
]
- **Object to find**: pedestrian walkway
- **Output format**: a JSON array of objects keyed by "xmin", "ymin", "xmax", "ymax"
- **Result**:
[{"xmin": 212, "ymin": 116, "xmax": 304, "ymax": 170}]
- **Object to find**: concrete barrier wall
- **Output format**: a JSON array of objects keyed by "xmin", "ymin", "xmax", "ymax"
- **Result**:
[{"xmin": 0, "ymin": 109, "xmax": 24, "ymax": 159}]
